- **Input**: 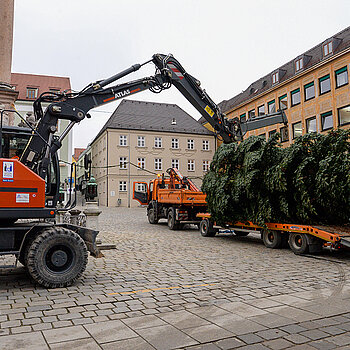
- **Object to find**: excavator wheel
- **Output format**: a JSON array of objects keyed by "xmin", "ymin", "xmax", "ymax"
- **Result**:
[
  {"xmin": 288, "ymin": 233, "xmax": 309, "ymax": 254},
  {"xmin": 147, "ymin": 208, "xmax": 158, "ymax": 224},
  {"xmin": 26, "ymin": 227, "xmax": 88, "ymax": 288},
  {"xmin": 199, "ymin": 219, "xmax": 217, "ymax": 237}
]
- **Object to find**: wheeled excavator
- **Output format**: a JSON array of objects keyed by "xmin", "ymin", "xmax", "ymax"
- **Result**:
[{"xmin": 0, "ymin": 53, "xmax": 287, "ymax": 287}]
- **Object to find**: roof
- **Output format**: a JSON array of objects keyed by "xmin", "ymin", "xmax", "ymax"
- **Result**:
[
  {"xmin": 220, "ymin": 25, "xmax": 350, "ymax": 113},
  {"xmin": 93, "ymin": 99, "xmax": 214, "ymax": 142},
  {"xmin": 11, "ymin": 73, "xmax": 71, "ymax": 101},
  {"xmin": 73, "ymin": 148, "xmax": 85, "ymax": 161}
]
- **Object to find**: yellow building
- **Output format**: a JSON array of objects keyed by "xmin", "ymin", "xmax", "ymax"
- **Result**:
[{"xmin": 220, "ymin": 26, "xmax": 350, "ymax": 144}]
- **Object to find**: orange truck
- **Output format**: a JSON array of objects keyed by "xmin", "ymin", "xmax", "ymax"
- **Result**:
[{"xmin": 133, "ymin": 168, "xmax": 207, "ymax": 230}]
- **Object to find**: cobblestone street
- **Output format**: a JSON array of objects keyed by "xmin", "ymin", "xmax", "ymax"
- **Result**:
[{"xmin": 1, "ymin": 207, "xmax": 350, "ymax": 349}]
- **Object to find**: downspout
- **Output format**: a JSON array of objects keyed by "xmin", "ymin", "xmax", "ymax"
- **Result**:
[{"xmin": 106, "ymin": 130, "xmax": 109, "ymax": 207}]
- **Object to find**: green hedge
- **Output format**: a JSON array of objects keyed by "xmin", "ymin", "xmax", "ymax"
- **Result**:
[{"xmin": 202, "ymin": 129, "xmax": 350, "ymax": 226}]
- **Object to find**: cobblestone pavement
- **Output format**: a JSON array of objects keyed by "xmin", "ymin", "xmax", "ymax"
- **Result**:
[{"xmin": 1, "ymin": 207, "xmax": 350, "ymax": 349}]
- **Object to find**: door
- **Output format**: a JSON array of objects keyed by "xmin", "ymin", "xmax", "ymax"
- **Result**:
[{"xmin": 133, "ymin": 182, "xmax": 149, "ymax": 205}]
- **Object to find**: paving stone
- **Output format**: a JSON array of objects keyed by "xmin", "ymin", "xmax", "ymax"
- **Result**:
[
  {"xmin": 308, "ymin": 339, "xmax": 337, "ymax": 350},
  {"xmin": 50, "ymin": 338, "xmax": 101, "ymax": 350},
  {"xmin": 299, "ymin": 329, "xmax": 329, "ymax": 340},
  {"xmin": 137, "ymin": 324, "xmax": 198, "ymax": 349},
  {"xmin": 327, "ymin": 334, "xmax": 350, "ymax": 346},
  {"xmin": 279, "ymin": 324, "xmax": 307, "ymax": 334},
  {"xmin": 43, "ymin": 325, "xmax": 90, "ymax": 344},
  {"xmin": 187, "ymin": 344, "xmax": 221, "ymax": 350},
  {"xmin": 262, "ymin": 338, "xmax": 293, "ymax": 350},
  {"xmin": 283, "ymin": 333, "xmax": 311, "ymax": 344},
  {"xmin": 11, "ymin": 325, "xmax": 32, "ymax": 334},
  {"xmin": 184, "ymin": 324, "xmax": 233, "ymax": 343},
  {"xmin": 158, "ymin": 310, "xmax": 210, "ymax": 329},
  {"xmin": 255, "ymin": 328, "xmax": 288, "ymax": 340},
  {"xmin": 0, "ymin": 331, "xmax": 48, "ymax": 349},
  {"xmin": 101, "ymin": 336, "xmax": 155, "ymax": 350},
  {"xmin": 84, "ymin": 319, "xmax": 138, "ymax": 343},
  {"xmin": 237, "ymin": 333, "xmax": 264, "ymax": 344},
  {"xmin": 215, "ymin": 336, "xmax": 245, "ymax": 349}
]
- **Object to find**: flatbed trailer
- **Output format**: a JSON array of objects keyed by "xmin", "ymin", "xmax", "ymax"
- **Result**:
[{"xmin": 197, "ymin": 213, "xmax": 350, "ymax": 254}]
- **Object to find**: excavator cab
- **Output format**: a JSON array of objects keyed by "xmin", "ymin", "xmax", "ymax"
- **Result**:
[{"xmin": 133, "ymin": 182, "xmax": 149, "ymax": 205}]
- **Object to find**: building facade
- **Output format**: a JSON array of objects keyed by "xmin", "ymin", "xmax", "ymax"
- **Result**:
[
  {"xmin": 91, "ymin": 99, "xmax": 215, "ymax": 207},
  {"xmin": 10, "ymin": 73, "xmax": 73, "ymax": 187},
  {"xmin": 220, "ymin": 26, "xmax": 350, "ymax": 144}
]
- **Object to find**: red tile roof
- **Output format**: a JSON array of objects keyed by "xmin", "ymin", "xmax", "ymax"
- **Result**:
[{"xmin": 10, "ymin": 73, "xmax": 71, "ymax": 101}]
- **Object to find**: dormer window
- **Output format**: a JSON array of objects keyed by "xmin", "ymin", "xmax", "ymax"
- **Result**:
[
  {"xmin": 323, "ymin": 41, "xmax": 333, "ymax": 56},
  {"xmin": 171, "ymin": 118, "xmax": 177, "ymax": 125},
  {"xmin": 272, "ymin": 72, "xmax": 279, "ymax": 84},
  {"xmin": 295, "ymin": 57, "xmax": 303, "ymax": 72}
]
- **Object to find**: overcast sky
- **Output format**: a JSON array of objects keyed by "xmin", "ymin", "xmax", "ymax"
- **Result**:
[{"xmin": 12, "ymin": 0, "xmax": 350, "ymax": 149}]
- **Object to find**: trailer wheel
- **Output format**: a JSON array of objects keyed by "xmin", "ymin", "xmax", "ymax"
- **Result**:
[
  {"xmin": 262, "ymin": 229, "xmax": 283, "ymax": 249},
  {"xmin": 200, "ymin": 219, "xmax": 216, "ymax": 237},
  {"xmin": 234, "ymin": 230, "xmax": 249, "ymax": 237},
  {"xmin": 147, "ymin": 208, "xmax": 158, "ymax": 224},
  {"xmin": 288, "ymin": 233, "xmax": 309, "ymax": 254},
  {"xmin": 26, "ymin": 227, "xmax": 88, "ymax": 288}
]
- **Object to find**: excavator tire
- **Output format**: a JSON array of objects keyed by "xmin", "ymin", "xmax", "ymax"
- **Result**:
[
  {"xmin": 147, "ymin": 208, "xmax": 158, "ymax": 224},
  {"xmin": 26, "ymin": 227, "xmax": 88, "ymax": 288},
  {"xmin": 262, "ymin": 229, "xmax": 283, "ymax": 249}
]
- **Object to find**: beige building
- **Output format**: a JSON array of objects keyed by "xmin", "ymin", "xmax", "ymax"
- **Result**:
[
  {"xmin": 91, "ymin": 99, "xmax": 215, "ymax": 207},
  {"xmin": 220, "ymin": 26, "xmax": 350, "ymax": 143}
]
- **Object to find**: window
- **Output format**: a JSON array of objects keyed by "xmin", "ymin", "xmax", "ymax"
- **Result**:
[
  {"xmin": 306, "ymin": 117, "xmax": 317, "ymax": 133},
  {"xmin": 137, "ymin": 157, "xmax": 145, "ymax": 169},
  {"xmin": 248, "ymin": 109, "xmax": 255, "ymax": 119},
  {"xmin": 319, "ymin": 74, "xmax": 331, "ymax": 95},
  {"xmin": 202, "ymin": 140, "xmax": 209, "ymax": 151},
  {"xmin": 203, "ymin": 160, "xmax": 210, "ymax": 172},
  {"xmin": 154, "ymin": 137, "xmax": 162, "ymax": 148},
  {"xmin": 321, "ymin": 111, "xmax": 333, "ymax": 131},
  {"xmin": 272, "ymin": 72, "xmax": 279, "ymax": 84},
  {"xmin": 280, "ymin": 126, "xmax": 289, "ymax": 142},
  {"xmin": 119, "ymin": 135, "xmax": 127, "ymax": 146},
  {"xmin": 304, "ymin": 82, "xmax": 315, "ymax": 101},
  {"xmin": 295, "ymin": 57, "xmax": 303, "ymax": 72},
  {"xmin": 188, "ymin": 160, "xmax": 195, "ymax": 171},
  {"xmin": 292, "ymin": 122, "xmax": 302, "ymax": 139},
  {"xmin": 172, "ymin": 159, "xmax": 179, "ymax": 169},
  {"xmin": 335, "ymin": 67, "xmax": 348, "ymax": 88},
  {"xmin": 268, "ymin": 100, "xmax": 276, "ymax": 114},
  {"xmin": 268, "ymin": 130, "xmax": 277, "ymax": 139},
  {"xmin": 323, "ymin": 41, "xmax": 333, "ymax": 56},
  {"xmin": 187, "ymin": 139, "xmax": 194, "ymax": 149},
  {"xmin": 171, "ymin": 138, "xmax": 179, "ymax": 149},
  {"xmin": 119, "ymin": 157, "xmax": 127, "ymax": 169},
  {"xmin": 26, "ymin": 88, "xmax": 38, "ymax": 99},
  {"xmin": 291, "ymin": 88, "xmax": 301, "ymax": 106},
  {"xmin": 338, "ymin": 105, "xmax": 350, "ymax": 126},
  {"xmin": 154, "ymin": 158, "xmax": 162, "ymax": 170},
  {"xmin": 279, "ymin": 94, "xmax": 288, "ymax": 110},
  {"xmin": 240, "ymin": 113, "xmax": 246, "ymax": 123},
  {"xmin": 258, "ymin": 105, "xmax": 265, "ymax": 116},
  {"xmin": 137, "ymin": 136, "xmax": 145, "ymax": 147},
  {"xmin": 119, "ymin": 181, "xmax": 127, "ymax": 192},
  {"xmin": 136, "ymin": 183, "xmax": 147, "ymax": 192}
]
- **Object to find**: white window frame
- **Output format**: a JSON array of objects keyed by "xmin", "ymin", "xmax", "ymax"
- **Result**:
[
  {"xmin": 295, "ymin": 57, "xmax": 303, "ymax": 72},
  {"xmin": 137, "ymin": 157, "xmax": 145, "ymax": 169},
  {"xmin": 155, "ymin": 158, "xmax": 162, "ymax": 170},
  {"xmin": 188, "ymin": 160, "xmax": 195, "ymax": 172},
  {"xmin": 172, "ymin": 159, "xmax": 179, "ymax": 169},
  {"xmin": 119, "ymin": 135, "xmax": 127, "ymax": 146},
  {"xmin": 119, "ymin": 181, "xmax": 127, "ymax": 192},
  {"xmin": 137, "ymin": 136, "xmax": 145, "ymax": 147},
  {"xmin": 171, "ymin": 138, "xmax": 179, "ymax": 149},
  {"xmin": 119, "ymin": 157, "xmax": 128, "ymax": 169},
  {"xmin": 323, "ymin": 41, "xmax": 333, "ymax": 56},
  {"xmin": 26, "ymin": 87, "xmax": 38, "ymax": 99},
  {"xmin": 187, "ymin": 139, "xmax": 194, "ymax": 150},
  {"xmin": 154, "ymin": 137, "xmax": 162, "ymax": 148},
  {"xmin": 272, "ymin": 72, "xmax": 279, "ymax": 84},
  {"xmin": 202, "ymin": 140, "xmax": 210, "ymax": 151},
  {"xmin": 203, "ymin": 160, "xmax": 210, "ymax": 172}
]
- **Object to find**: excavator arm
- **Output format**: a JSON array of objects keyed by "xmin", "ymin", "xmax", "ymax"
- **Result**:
[{"xmin": 21, "ymin": 53, "xmax": 287, "ymax": 180}]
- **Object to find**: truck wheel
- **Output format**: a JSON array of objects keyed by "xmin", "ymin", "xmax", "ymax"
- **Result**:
[
  {"xmin": 288, "ymin": 233, "xmax": 309, "ymax": 254},
  {"xmin": 26, "ymin": 227, "xmax": 88, "ymax": 288},
  {"xmin": 234, "ymin": 230, "xmax": 249, "ymax": 237},
  {"xmin": 167, "ymin": 208, "xmax": 178, "ymax": 230},
  {"xmin": 200, "ymin": 219, "xmax": 216, "ymax": 237},
  {"xmin": 262, "ymin": 229, "xmax": 283, "ymax": 249},
  {"xmin": 147, "ymin": 208, "xmax": 158, "ymax": 224}
]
